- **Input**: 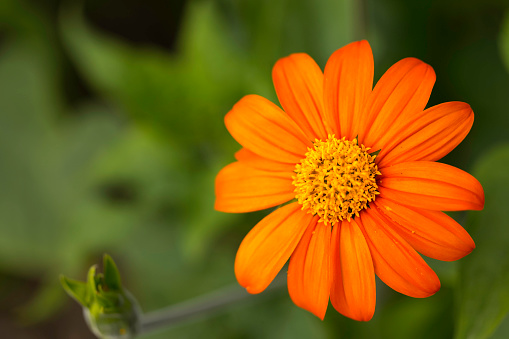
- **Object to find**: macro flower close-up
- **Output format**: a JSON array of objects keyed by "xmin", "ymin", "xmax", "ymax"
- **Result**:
[{"xmin": 215, "ymin": 40, "xmax": 485, "ymax": 321}]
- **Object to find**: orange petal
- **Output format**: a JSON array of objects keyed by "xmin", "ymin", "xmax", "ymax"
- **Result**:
[
  {"xmin": 323, "ymin": 40, "xmax": 374, "ymax": 139},
  {"xmin": 378, "ymin": 161, "xmax": 485, "ymax": 211},
  {"xmin": 215, "ymin": 161, "xmax": 295, "ymax": 213},
  {"xmin": 235, "ymin": 203, "xmax": 313, "ymax": 294},
  {"xmin": 330, "ymin": 219, "xmax": 376, "ymax": 321},
  {"xmin": 361, "ymin": 58, "xmax": 435, "ymax": 150},
  {"xmin": 234, "ymin": 148, "xmax": 296, "ymax": 172},
  {"xmin": 225, "ymin": 95, "xmax": 311, "ymax": 163},
  {"xmin": 375, "ymin": 198, "xmax": 475, "ymax": 261},
  {"xmin": 273, "ymin": 53, "xmax": 327, "ymax": 140},
  {"xmin": 359, "ymin": 208, "xmax": 441, "ymax": 298},
  {"xmin": 287, "ymin": 220, "xmax": 331, "ymax": 320},
  {"xmin": 378, "ymin": 102, "xmax": 474, "ymax": 168}
]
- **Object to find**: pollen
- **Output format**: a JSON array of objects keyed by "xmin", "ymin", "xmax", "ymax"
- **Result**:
[{"xmin": 293, "ymin": 135, "xmax": 381, "ymax": 225}]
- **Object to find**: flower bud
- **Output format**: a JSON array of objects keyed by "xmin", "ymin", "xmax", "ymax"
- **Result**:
[{"xmin": 61, "ymin": 255, "xmax": 141, "ymax": 339}]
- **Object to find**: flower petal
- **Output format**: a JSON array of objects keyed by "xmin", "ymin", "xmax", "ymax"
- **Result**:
[
  {"xmin": 378, "ymin": 161, "xmax": 485, "ymax": 211},
  {"xmin": 323, "ymin": 40, "xmax": 374, "ymax": 139},
  {"xmin": 234, "ymin": 148, "xmax": 296, "ymax": 172},
  {"xmin": 273, "ymin": 53, "xmax": 327, "ymax": 140},
  {"xmin": 378, "ymin": 102, "xmax": 474, "ymax": 168},
  {"xmin": 235, "ymin": 203, "xmax": 313, "ymax": 294},
  {"xmin": 225, "ymin": 95, "xmax": 311, "ymax": 163},
  {"xmin": 359, "ymin": 208, "xmax": 441, "ymax": 298},
  {"xmin": 375, "ymin": 198, "xmax": 475, "ymax": 261},
  {"xmin": 361, "ymin": 58, "xmax": 435, "ymax": 151},
  {"xmin": 287, "ymin": 220, "xmax": 331, "ymax": 320},
  {"xmin": 330, "ymin": 219, "xmax": 376, "ymax": 321},
  {"xmin": 215, "ymin": 161, "xmax": 295, "ymax": 213}
]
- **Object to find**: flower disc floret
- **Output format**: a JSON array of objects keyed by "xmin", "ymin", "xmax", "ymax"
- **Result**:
[{"xmin": 293, "ymin": 135, "xmax": 381, "ymax": 224}]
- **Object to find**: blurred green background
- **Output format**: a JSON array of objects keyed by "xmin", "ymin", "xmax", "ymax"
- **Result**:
[{"xmin": 1, "ymin": 0, "xmax": 509, "ymax": 338}]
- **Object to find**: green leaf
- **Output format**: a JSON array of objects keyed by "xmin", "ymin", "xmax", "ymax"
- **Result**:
[
  {"xmin": 60, "ymin": 275, "xmax": 89, "ymax": 307},
  {"xmin": 87, "ymin": 265, "xmax": 98, "ymax": 297},
  {"xmin": 455, "ymin": 144, "xmax": 509, "ymax": 339},
  {"xmin": 59, "ymin": 1, "xmax": 248, "ymax": 144},
  {"xmin": 103, "ymin": 254, "xmax": 122, "ymax": 291}
]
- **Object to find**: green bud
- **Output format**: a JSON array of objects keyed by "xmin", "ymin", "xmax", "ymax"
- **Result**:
[{"xmin": 60, "ymin": 254, "xmax": 141, "ymax": 339}]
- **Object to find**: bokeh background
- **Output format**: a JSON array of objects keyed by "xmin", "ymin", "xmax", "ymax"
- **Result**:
[{"xmin": 2, "ymin": 0, "xmax": 509, "ymax": 338}]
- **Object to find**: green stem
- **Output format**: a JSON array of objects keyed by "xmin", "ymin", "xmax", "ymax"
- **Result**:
[{"xmin": 138, "ymin": 273, "xmax": 286, "ymax": 336}]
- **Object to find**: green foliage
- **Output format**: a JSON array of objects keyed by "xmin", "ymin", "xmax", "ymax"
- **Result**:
[
  {"xmin": 455, "ymin": 144, "xmax": 509, "ymax": 339},
  {"xmin": 1, "ymin": 0, "xmax": 509, "ymax": 338},
  {"xmin": 0, "ymin": 5, "xmax": 125, "ymax": 321},
  {"xmin": 104, "ymin": 254, "xmax": 123, "ymax": 292},
  {"xmin": 60, "ymin": 275, "xmax": 89, "ymax": 307}
]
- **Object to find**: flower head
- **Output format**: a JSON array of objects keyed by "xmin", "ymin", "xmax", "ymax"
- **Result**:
[{"xmin": 215, "ymin": 41, "xmax": 484, "ymax": 321}]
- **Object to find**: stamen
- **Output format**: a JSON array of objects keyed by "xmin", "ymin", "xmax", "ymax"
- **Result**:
[{"xmin": 293, "ymin": 135, "xmax": 380, "ymax": 224}]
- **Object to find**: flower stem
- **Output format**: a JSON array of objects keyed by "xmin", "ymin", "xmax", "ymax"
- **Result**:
[{"xmin": 138, "ymin": 273, "xmax": 286, "ymax": 336}]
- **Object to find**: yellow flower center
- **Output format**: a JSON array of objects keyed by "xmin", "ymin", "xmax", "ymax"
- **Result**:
[{"xmin": 293, "ymin": 135, "xmax": 380, "ymax": 225}]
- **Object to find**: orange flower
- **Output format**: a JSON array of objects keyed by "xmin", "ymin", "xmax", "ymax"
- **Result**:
[{"xmin": 215, "ymin": 40, "xmax": 484, "ymax": 321}]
